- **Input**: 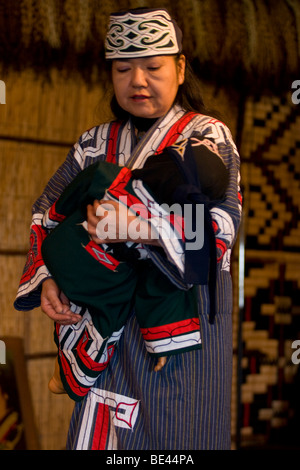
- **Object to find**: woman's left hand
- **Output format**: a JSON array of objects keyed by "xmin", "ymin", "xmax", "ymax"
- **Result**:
[{"xmin": 86, "ymin": 199, "xmax": 160, "ymax": 245}]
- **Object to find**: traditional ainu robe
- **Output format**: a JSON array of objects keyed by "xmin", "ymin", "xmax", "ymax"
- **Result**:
[
  {"xmin": 40, "ymin": 137, "xmax": 228, "ymax": 401},
  {"xmin": 14, "ymin": 106, "xmax": 242, "ymax": 449}
]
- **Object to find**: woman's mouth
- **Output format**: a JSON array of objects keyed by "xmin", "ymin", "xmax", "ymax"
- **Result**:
[{"xmin": 131, "ymin": 95, "xmax": 150, "ymax": 102}]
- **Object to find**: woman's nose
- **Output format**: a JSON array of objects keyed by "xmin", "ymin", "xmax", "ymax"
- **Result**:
[{"xmin": 131, "ymin": 67, "xmax": 148, "ymax": 87}]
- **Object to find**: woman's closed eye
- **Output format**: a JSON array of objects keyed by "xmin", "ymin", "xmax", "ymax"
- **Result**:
[{"xmin": 116, "ymin": 67, "xmax": 131, "ymax": 73}]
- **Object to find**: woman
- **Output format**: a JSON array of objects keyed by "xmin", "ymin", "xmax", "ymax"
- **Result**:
[{"xmin": 14, "ymin": 8, "xmax": 242, "ymax": 449}]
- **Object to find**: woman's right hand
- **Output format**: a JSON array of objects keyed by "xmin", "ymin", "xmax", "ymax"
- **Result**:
[{"xmin": 41, "ymin": 278, "xmax": 81, "ymax": 325}]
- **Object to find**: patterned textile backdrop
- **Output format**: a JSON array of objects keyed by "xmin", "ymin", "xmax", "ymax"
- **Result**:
[{"xmin": 237, "ymin": 91, "xmax": 300, "ymax": 448}]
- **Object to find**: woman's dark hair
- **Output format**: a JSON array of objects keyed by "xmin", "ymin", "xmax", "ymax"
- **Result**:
[
  {"xmin": 109, "ymin": 54, "xmax": 220, "ymax": 121},
  {"xmin": 175, "ymin": 56, "xmax": 214, "ymax": 115}
]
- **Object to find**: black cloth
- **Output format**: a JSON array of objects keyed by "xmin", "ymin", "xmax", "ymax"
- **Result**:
[
  {"xmin": 132, "ymin": 138, "xmax": 229, "ymax": 323},
  {"xmin": 132, "ymin": 137, "xmax": 228, "ymax": 204}
]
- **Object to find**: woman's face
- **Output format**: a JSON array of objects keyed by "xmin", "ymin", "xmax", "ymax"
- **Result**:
[{"xmin": 112, "ymin": 55, "xmax": 186, "ymax": 119}]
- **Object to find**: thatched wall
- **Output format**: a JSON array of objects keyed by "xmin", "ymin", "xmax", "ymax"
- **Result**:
[
  {"xmin": 0, "ymin": 0, "xmax": 299, "ymax": 451},
  {"xmin": 1, "ymin": 0, "xmax": 299, "ymax": 92}
]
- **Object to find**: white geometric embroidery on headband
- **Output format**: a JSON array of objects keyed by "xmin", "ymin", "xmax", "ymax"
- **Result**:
[{"xmin": 105, "ymin": 9, "xmax": 182, "ymax": 59}]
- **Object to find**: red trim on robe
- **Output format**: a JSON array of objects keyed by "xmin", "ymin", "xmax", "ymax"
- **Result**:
[
  {"xmin": 106, "ymin": 122, "xmax": 122, "ymax": 163},
  {"xmin": 19, "ymin": 224, "xmax": 48, "ymax": 284},
  {"xmin": 48, "ymin": 200, "xmax": 66, "ymax": 223},
  {"xmin": 84, "ymin": 241, "xmax": 120, "ymax": 271},
  {"xmin": 92, "ymin": 403, "xmax": 110, "ymax": 450},
  {"xmin": 140, "ymin": 317, "xmax": 200, "ymax": 340},
  {"xmin": 155, "ymin": 112, "xmax": 198, "ymax": 154}
]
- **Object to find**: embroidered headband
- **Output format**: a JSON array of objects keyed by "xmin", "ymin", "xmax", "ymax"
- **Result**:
[{"xmin": 105, "ymin": 8, "xmax": 183, "ymax": 59}]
